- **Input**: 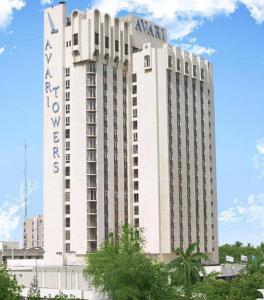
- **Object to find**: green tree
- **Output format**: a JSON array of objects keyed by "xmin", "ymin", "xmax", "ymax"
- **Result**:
[
  {"xmin": 192, "ymin": 272, "xmax": 229, "ymax": 300},
  {"xmin": 219, "ymin": 242, "xmax": 263, "ymax": 264},
  {"xmin": 227, "ymin": 271, "xmax": 264, "ymax": 300},
  {"xmin": 0, "ymin": 265, "xmax": 21, "ymax": 300},
  {"xmin": 84, "ymin": 225, "xmax": 176, "ymax": 300},
  {"xmin": 244, "ymin": 256, "xmax": 264, "ymax": 275},
  {"xmin": 27, "ymin": 275, "xmax": 40, "ymax": 300},
  {"xmin": 168, "ymin": 242, "xmax": 208, "ymax": 298}
]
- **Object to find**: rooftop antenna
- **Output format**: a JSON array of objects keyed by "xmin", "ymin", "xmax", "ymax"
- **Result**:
[{"xmin": 24, "ymin": 139, "xmax": 28, "ymax": 222}]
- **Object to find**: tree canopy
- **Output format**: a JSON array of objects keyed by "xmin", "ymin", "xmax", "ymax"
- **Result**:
[
  {"xmin": 0, "ymin": 265, "xmax": 21, "ymax": 300},
  {"xmin": 84, "ymin": 225, "xmax": 177, "ymax": 300}
]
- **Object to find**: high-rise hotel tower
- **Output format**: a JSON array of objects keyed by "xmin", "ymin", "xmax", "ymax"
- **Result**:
[{"xmin": 44, "ymin": 2, "xmax": 219, "ymax": 265}]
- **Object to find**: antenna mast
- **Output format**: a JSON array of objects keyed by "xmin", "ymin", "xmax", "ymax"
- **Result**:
[{"xmin": 24, "ymin": 139, "xmax": 28, "ymax": 221}]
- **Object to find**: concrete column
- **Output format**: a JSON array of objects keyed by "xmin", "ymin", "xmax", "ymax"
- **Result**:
[
  {"xmin": 75, "ymin": 272, "xmax": 79, "ymax": 290},
  {"xmin": 58, "ymin": 270, "xmax": 62, "ymax": 289},
  {"xmin": 42, "ymin": 269, "xmax": 45, "ymax": 288}
]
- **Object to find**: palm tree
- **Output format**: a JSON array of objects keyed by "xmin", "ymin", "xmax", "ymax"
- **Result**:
[
  {"xmin": 235, "ymin": 241, "xmax": 243, "ymax": 248},
  {"xmin": 168, "ymin": 242, "xmax": 208, "ymax": 297}
]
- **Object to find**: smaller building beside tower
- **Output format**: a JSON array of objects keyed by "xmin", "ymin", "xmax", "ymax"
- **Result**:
[{"xmin": 23, "ymin": 215, "xmax": 44, "ymax": 249}]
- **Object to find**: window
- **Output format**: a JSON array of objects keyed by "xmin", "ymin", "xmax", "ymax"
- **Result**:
[
  {"xmin": 133, "ymin": 120, "xmax": 137, "ymax": 130},
  {"xmin": 87, "ymin": 74, "xmax": 96, "ymax": 86},
  {"xmin": 132, "ymin": 73, "xmax": 137, "ymax": 83},
  {"xmin": 65, "ymin": 129, "xmax": 70, "ymax": 139},
  {"xmin": 65, "ymin": 166, "xmax": 70, "ymax": 176},
  {"xmin": 201, "ymin": 68, "xmax": 205, "ymax": 80},
  {"xmin": 185, "ymin": 62, "xmax": 189, "ymax": 74},
  {"xmin": 65, "ymin": 141, "xmax": 70, "ymax": 151},
  {"xmin": 66, "ymin": 243, "xmax": 70, "ymax": 253},
  {"xmin": 65, "ymin": 67, "xmax": 70, "ymax": 77},
  {"xmin": 73, "ymin": 33, "xmax": 78, "ymax": 46},
  {"xmin": 65, "ymin": 205, "xmax": 70, "ymax": 214},
  {"xmin": 66, "ymin": 231, "xmax": 70, "ymax": 240},
  {"xmin": 87, "ymin": 62, "xmax": 96, "ymax": 73},
  {"xmin": 87, "ymin": 99, "xmax": 96, "ymax": 111},
  {"xmin": 87, "ymin": 125, "xmax": 96, "ymax": 136},
  {"xmin": 132, "ymin": 85, "xmax": 137, "ymax": 94},
  {"xmin": 133, "ymin": 109, "xmax": 137, "ymax": 118},
  {"xmin": 65, "ymin": 179, "xmax": 70, "ymax": 189},
  {"xmin": 134, "ymin": 218, "xmax": 139, "ymax": 227},
  {"xmin": 87, "ymin": 87, "xmax": 96, "ymax": 98},
  {"xmin": 133, "ymin": 157, "xmax": 138, "ymax": 166},
  {"xmin": 144, "ymin": 55, "xmax": 150, "ymax": 67},
  {"xmin": 134, "ymin": 193, "xmax": 139, "ymax": 202},
  {"xmin": 87, "ymin": 112, "xmax": 96, "ymax": 123},
  {"xmin": 66, "ymin": 154, "xmax": 70, "ymax": 163},
  {"xmin": 65, "ymin": 192, "xmax": 70, "ymax": 202},
  {"xmin": 66, "ymin": 116, "xmax": 70, "ymax": 126},
  {"xmin": 87, "ymin": 137, "xmax": 96, "ymax": 148},
  {"xmin": 95, "ymin": 32, "xmax": 99, "ymax": 45},
  {"xmin": 133, "ymin": 132, "xmax": 138, "ymax": 142},
  {"xmin": 134, "ymin": 181, "xmax": 139, "ymax": 190},
  {"xmin": 65, "ymin": 218, "xmax": 70, "ymax": 227},
  {"xmin": 132, "ymin": 97, "xmax": 137, "ymax": 106},
  {"xmin": 134, "ymin": 169, "xmax": 138, "ymax": 178},
  {"xmin": 88, "ymin": 150, "xmax": 96, "ymax": 161},
  {"xmin": 193, "ymin": 65, "xmax": 197, "ymax": 77},
  {"xmin": 134, "ymin": 206, "xmax": 139, "ymax": 215},
  {"xmin": 133, "ymin": 144, "xmax": 138, "ymax": 154},
  {"xmin": 115, "ymin": 40, "xmax": 119, "ymax": 52},
  {"xmin": 88, "ymin": 190, "xmax": 96, "ymax": 200},
  {"xmin": 177, "ymin": 59, "xmax": 181, "ymax": 71},
  {"xmin": 105, "ymin": 36, "xmax": 109, "ymax": 48},
  {"xmin": 125, "ymin": 43, "xmax": 128, "ymax": 55},
  {"xmin": 168, "ymin": 56, "xmax": 172, "ymax": 68},
  {"xmin": 66, "ymin": 80, "xmax": 70, "ymax": 89},
  {"xmin": 66, "ymin": 104, "xmax": 70, "ymax": 113},
  {"xmin": 66, "ymin": 91, "xmax": 70, "ymax": 101}
]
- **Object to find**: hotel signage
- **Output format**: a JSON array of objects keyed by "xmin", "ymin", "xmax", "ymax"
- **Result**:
[
  {"xmin": 44, "ymin": 39, "xmax": 61, "ymax": 174},
  {"xmin": 135, "ymin": 18, "xmax": 166, "ymax": 41}
]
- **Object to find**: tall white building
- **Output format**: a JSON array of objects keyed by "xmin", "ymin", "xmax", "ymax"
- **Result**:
[{"xmin": 43, "ymin": 2, "xmax": 218, "ymax": 265}]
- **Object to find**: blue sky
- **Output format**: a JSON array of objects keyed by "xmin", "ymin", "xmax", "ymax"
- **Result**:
[{"xmin": 0, "ymin": 0, "xmax": 264, "ymax": 246}]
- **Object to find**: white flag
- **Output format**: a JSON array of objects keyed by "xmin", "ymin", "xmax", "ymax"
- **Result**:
[
  {"xmin": 226, "ymin": 255, "xmax": 234, "ymax": 263},
  {"xmin": 241, "ymin": 255, "xmax": 248, "ymax": 262}
]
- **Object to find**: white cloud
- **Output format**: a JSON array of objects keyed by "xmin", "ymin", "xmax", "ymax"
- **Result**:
[
  {"xmin": 0, "ymin": 180, "xmax": 38, "ymax": 241},
  {"xmin": 219, "ymin": 194, "xmax": 264, "ymax": 228},
  {"xmin": 92, "ymin": 0, "xmax": 264, "ymax": 40},
  {"xmin": 0, "ymin": 46, "xmax": 5, "ymax": 55},
  {"xmin": 253, "ymin": 137, "xmax": 264, "ymax": 177},
  {"xmin": 177, "ymin": 38, "xmax": 216, "ymax": 56},
  {"xmin": 242, "ymin": 0, "xmax": 264, "ymax": 23},
  {"xmin": 256, "ymin": 138, "xmax": 264, "ymax": 154},
  {"xmin": 40, "ymin": 0, "xmax": 52, "ymax": 5},
  {"xmin": 219, "ymin": 207, "xmax": 242, "ymax": 223},
  {"xmin": 0, "ymin": 0, "xmax": 26, "ymax": 30}
]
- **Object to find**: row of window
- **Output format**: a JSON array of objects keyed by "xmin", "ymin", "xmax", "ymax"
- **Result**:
[
  {"xmin": 86, "ymin": 62, "xmax": 98, "ymax": 252},
  {"xmin": 72, "ymin": 33, "xmax": 129, "ymax": 55},
  {"xmin": 132, "ymin": 74, "xmax": 139, "ymax": 227},
  {"xmin": 169, "ymin": 56, "xmax": 206, "ymax": 80},
  {"xmin": 64, "ymin": 67, "xmax": 71, "ymax": 253}
]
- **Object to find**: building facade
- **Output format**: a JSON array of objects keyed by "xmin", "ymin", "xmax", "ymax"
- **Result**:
[
  {"xmin": 43, "ymin": 2, "xmax": 218, "ymax": 265},
  {"xmin": 23, "ymin": 215, "xmax": 44, "ymax": 249}
]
